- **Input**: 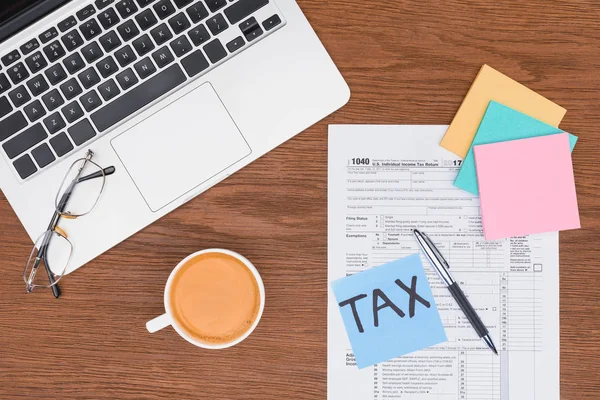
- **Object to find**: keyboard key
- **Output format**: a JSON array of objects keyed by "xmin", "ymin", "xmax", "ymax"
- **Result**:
[
  {"xmin": 154, "ymin": 0, "xmax": 176, "ymax": 19},
  {"xmin": 170, "ymin": 36, "xmax": 192, "ymax": 57},
  {"xmin": 3, "ymin": 123, "xmax": 47, "ymax": 159},
  {"xmin": 239, "ymin": 16, "xmax": 257, "ymax": 34},
  {"xmin": 58, "ymin": 16, "xmax": 78, "ymax": 32},
  {"xmin": 224, "ymin": 0, "xmax": 268, "ymax": 24},
  {"xmin": 42, "ymin": 89, "xmax": 65, "ymax": 111},
  {"xmin": 81, "ymin": 42, "xmax": 104, "ymax": 63},
  {"xmin": 99, "ymin": 31, "xmax": 122, "ymax": 52},
  {"xmin": 60, "ymin": 78, "xmax": 83, "ymax": 100},
  {"xmin": 150, "ymin": 23, "xmax": 173, "ymax": 45},
  {"xmin": 116, "ymin": 67, "xmax": 138, "ymax": 89},
  {"xmin": 174, "ymin": 0, "xmax": 192, "ymax": 7},
  {"xmin": 152, "ymin": 46, "xmax": 174, "ymax": 68},
  {"xmin": 62, "ymin": 30, "xmax": 84, "ymax": 51},
  {"xmin": 43, "ymin": 112, "xmax": 66, "ymax": 134},
  {"xmin": 98, "ymin": 8, "xmax": 121, "ymax": 29},
  {"xmin": 62, "ymin": 101, "xmax": 84, "ymax": 123},
  {"xmin": 114, "ymin": 45, "xmax": 137, "ymax": 67},
  {"xmin": 80, "ymin": 90, "xmax": 103, "ymax": 112},
  {"xmin": 168, "ymin": 12, "xmax": 190, "ymax": 35},
  {"xmin": 32, "ymin": 143, "xmax": 55, "ymax": 167},
  {"xmin": 24, "ymin": 51, "xmax": 47, "ymax": 73},
  {"xmin": 134, "ymin": 57, "xmax": 156, "ymax": 79},
  {"xmin": 181, "ymin": 49, "xmax": 208, "ymax": 77},
  {"xmin": 91, "ymin": 64, "xmax": 185, "ymax": 131},
  {"xmin": 206, "ymin": 13, "xmax": 228, "ymax": 36},
  {"xmin": 78, "ymin": 67, "xmax": 101, "ymax": 89},
  {"xmin": 26, "ymin": 75, "xmax": 49, "ymax": 96},
  {"xmin": 133, "ymin": 34, "xmax": 155, "ymax": 56},
  {"xmin": 226, "ymin": 36, "xmax": 244, "ymax": 52},
  {"xmin": 203, "ymin": 39, "xmax": 226, "ymax": 63},
  {"xmin": 116, "ymin": 0, "xmax": 139, "ymax": 18},
  {"xmin": 2, "ymin": 50, "xmax": 21, "ymax": 67},
  {"xmin": 39, "ymin": 27, "xmax": 59, "ymax": 44},
  {"xmin": 136, "ymin": 9, "xmax": 158, "ymax": 30},
  {"xmin": 45, "ymin": 64, "xmax": 67, "ymax": 85},
  {"xmin": 13, "ymin": 154, "xmax": 37, "ymax": 179},
  {"xmin": 96, "ymin": 0, "xmax": 116, "ymax": 10},
  {"xmin": 0, "ymin": 97, "xmax": 13, "ymax": 119},
  {"xmin": 77, "ymin": 5, "xmax": 96, "ymax": 21},
  {"xmin": 0, "ymin": 73, "xmax": 11, "ymax": 94},
  {"xmin": 20, "ymin": 39, "xmax": 40, "ymax": 55},
  {"xmin": 98, "ymin": 78, "xmax": 121, "ymax": 101},
  {"xmin": 0, "ymin": 112, "xmax": 27, "ymax": 140},
  {"xmin": 188, "ymin": 24, "xmax": 210, "ymax": 46},
  {"xmin": 136, "ymin": 0, "xmax": 155, "ymax": 7},
  {"xmin": 50, "ymin": 132, "xmax": 74, "ymax": 156},
  {"xmin": 9, "ymin": 85, "xmax": 30, "ymax": 107},
  {"xmin": 117, "ymin": 19, "xmax": 140, "ymax": 42},
  {"xmin": 63, "ymin": 52, "xmax": 85, "ymax": 74},
  {"xmin": 68, "ymin": 119, "xmax": 97, "ymax": 145},
  {"xmin": 43, "ymin": 41, "xmax": 66, "ymax": 62},
  {"xmin": 245, "ymin": 25, "xmax": 263, "ymax": 42},
  {"xmin": 205, "ymin": 0, "xmax": 226, "ymax": 13},
  {"xmin": 97, "ymin": 56, "xmax": 119, "ymax": 78},
  {"xmin": 80, "ymin": 18, "xmax": 103, "ymax": 40},
  {"xmin": 262, "ymin": 14, "xmax": 280, "ymax": 31},
  {"xmin": 23, "ymin": 100, "xmax": 46, "ymax": 122},
  {"xmin": 8, "ymin": 63, "xmax": 29, "ymax": 84},
  {"xmin": 186, "ymin": 2, "xmax": 208, "ymax": 23}
]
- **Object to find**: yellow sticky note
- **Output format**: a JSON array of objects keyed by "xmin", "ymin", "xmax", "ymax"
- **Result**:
[{"xmin": 440, "ymin": 65, "xmax": 567, "ymax": 158}]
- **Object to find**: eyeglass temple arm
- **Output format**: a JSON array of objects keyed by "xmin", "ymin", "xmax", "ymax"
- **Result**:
[
  {"xmin": 38, "ymin": 176, "xmax": 80, "ymax": 297},
  {"xmin": 38, "ymin": 177, "xmax": 77, "ymax": 298},
  {"xmin": 40, "ymin": 165, "xmax": 116, "ymax": 298},
  {"xmin": 40, "ymin": 176, "xmax": 78, "ymax": 298},
  {"xmin": 46, "ymin": 260, "xmax": 61, "ymax": 298},
  {"xmin": 36, "ymin": 227, "xmax": 61, "ymax": 299},
  {"xmin": 78, "ymin": 166, "xmax": 116, "ymax": 183},
  {"xmin": 38, "ymin": 183, "xmax": 74, "ymax": 299}
]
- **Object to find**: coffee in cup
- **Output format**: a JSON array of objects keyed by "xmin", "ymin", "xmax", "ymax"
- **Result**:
[{"xmin": 146, "ymin": 249, "xmax": 265, "ymax": 349}]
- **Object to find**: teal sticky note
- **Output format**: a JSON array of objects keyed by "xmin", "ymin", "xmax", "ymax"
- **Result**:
[
  {"xmin": 454, "ymin": 101, "xmax": 578, "ymax": 195},
  {"xmin": 331, "ymin": 254, "xmax": 446, "ymax": 369}
]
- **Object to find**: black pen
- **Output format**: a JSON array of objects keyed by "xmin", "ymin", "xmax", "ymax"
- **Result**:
[{"xmin": 413, "ymin": 229, "xmax": 498, "ymax": 355}]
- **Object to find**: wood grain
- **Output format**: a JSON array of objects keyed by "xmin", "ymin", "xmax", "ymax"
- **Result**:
[{"xmin": 1, "ymin": 0, "xmax": 600, "ymax": 398}]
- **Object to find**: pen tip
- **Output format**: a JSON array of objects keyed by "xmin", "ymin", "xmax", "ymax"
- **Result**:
[{"xmin": 483, "ymin": 335, "xmax": 498, "ymax": 355}]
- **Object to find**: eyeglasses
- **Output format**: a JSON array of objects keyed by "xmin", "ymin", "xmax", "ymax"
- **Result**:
[{"xmin": 24, "ymin": 150, "xmax": 115, "ymax": 298}]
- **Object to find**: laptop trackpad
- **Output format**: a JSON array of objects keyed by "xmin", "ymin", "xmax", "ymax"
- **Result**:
[{"xmin": 111, "ymin": 83, "xmax": 251, "ymax": 212}]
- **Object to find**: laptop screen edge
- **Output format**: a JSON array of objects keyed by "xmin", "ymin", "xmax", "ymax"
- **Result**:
[{"xmin": 0, "ymin": 0, "xmax": 72, "ymax": 43}]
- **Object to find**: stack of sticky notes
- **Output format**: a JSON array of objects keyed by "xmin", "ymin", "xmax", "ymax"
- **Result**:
[{"xmin": 441, "ymin": 65, "xmax": 580, "ymax": 240}]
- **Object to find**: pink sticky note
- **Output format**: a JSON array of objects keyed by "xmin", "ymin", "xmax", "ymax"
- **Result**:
[{"xmin": 474, "ymin": 133, "xmax": 580, "ymax": 240}]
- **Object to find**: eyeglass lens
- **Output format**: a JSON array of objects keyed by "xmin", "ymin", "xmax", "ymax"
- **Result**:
[
  {"xmin": 24, "ymin": 230, "xmax": 73, "ymax": 290},
  {"xmin": 55, "ymin": 157, "xmax": 106, "ymax": 217}
]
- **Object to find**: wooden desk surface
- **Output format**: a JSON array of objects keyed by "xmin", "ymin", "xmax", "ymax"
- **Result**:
[{"xmin": 1, "ymin": 1, "xmax": 599, "ymax": 399}]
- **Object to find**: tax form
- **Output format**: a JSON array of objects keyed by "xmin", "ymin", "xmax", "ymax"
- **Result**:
[{"xmin": 328, "ymin": 125, "xmax": 559, "ymax": 400}]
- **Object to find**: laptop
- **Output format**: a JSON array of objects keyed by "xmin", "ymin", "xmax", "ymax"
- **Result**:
[{"xmin": 0, "ymin": 1, "xmax": 349, "ymax": 275}]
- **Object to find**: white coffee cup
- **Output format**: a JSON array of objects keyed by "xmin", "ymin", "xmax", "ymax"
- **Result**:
[{"xmin": 146, "ymin": 249, "xmax": 265, "ymax": 349}]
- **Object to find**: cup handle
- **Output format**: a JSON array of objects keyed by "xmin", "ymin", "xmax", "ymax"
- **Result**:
[{"xmin": 146, "ymin": 313, "xmax": 172, "ymax": 333}]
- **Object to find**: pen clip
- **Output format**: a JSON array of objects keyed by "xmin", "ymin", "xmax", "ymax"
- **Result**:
[{"xmin": 422, "ymin": 232, "xmax": 450, "ymax": 269}]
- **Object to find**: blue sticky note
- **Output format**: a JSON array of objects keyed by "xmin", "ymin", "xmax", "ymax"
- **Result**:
[
  {"xmin": 331, "ymin": 254, "xmax": 446, "ymax": 369},
  {"xmin": 454, "ymin": 101, "xmax": 578, "ymax": 195}
]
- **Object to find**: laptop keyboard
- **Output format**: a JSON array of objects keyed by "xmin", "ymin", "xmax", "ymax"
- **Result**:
[{"xmin": 0, "ymin": 0, "xmax": 284, "ymax": 180}]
